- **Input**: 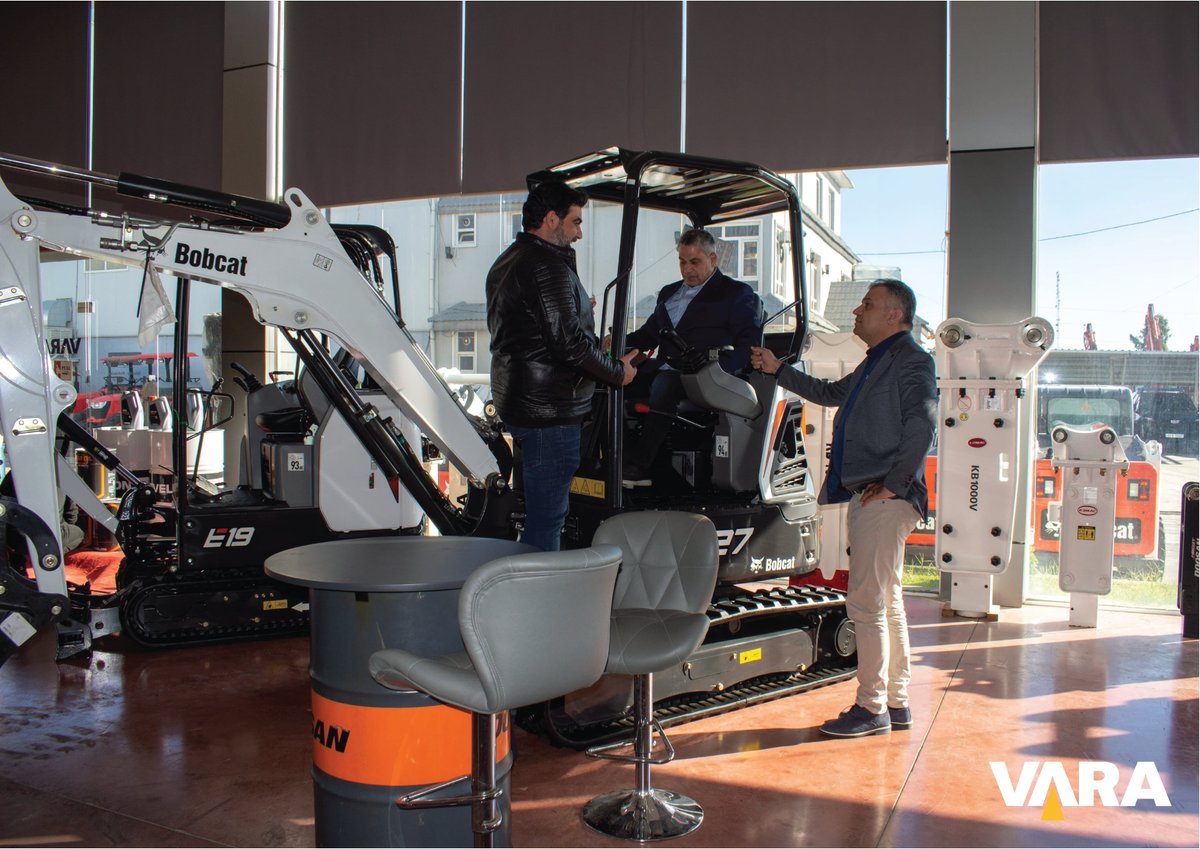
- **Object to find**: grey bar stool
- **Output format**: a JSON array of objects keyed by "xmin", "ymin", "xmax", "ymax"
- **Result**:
[
  {"xmin": 582, "ymin": 511, "xmax": 719, "ymax": 842},
  {"xmin": 370, "ymin": 545, "xmax": 623, "ymax": 848}
]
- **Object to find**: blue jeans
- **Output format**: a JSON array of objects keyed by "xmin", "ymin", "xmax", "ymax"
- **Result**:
[{"xmin": 508, "ymin": 424, "xmax": 581, "ymax": 552}]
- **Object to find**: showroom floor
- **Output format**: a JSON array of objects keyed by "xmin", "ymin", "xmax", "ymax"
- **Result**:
[{"xmin": 0, "ymin": 594, "xmax": 1195, "ymax": 848}]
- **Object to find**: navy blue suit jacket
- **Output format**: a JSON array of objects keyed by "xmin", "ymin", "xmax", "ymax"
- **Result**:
[
  {"xmin": 625, "ymin": 270, "xmax": 762, "ymax": 373},
  {"xmin": 775, "ymin": 331, "xmax": 937, "ymax": 518}
]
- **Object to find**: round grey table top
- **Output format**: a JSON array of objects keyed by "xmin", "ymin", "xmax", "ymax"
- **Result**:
[{"xmin": 264, "ymin": 535, "xmax": 535, "ymax": 592}]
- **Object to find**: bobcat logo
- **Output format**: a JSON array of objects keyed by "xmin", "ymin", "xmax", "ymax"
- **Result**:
[{"xmin": 749, "ymin": 556, "xmax": 764, "ymax": 573}]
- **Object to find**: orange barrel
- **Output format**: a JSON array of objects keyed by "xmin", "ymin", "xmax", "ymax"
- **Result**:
[{"xmin": 266, "ymin": 536, "xmax": 534, "ymax": 848}]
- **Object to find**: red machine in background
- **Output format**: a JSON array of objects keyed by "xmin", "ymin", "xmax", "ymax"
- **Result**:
[
  {"xmin": 71, "ymin": 352, "xmax": 198, "ymax": 428},
  {"xmin": 908, "ymin": 384, "xmax": 1162, "ymax": 563}
]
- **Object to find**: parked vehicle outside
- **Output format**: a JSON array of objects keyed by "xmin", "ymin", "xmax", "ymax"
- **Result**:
[
  {"xmin": 1037, "ymin": 384, "xmax": 1151, "ymax": 460},
  {"xmin": 1134, "ymin": 388, "xmax": 1199, "ymax": 456},
  {"xmin": 909, "ymin": 384, "xmax": 1164, "ymax": 569}
]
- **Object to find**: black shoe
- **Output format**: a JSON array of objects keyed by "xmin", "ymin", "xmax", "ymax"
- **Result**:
[
  {"xmin": 888, "ymin": 706, "xmax": 912, "ymax": 729},
  {"xmin": 819, "ymin": 704, "xmax": 891, "ymax": 738}
]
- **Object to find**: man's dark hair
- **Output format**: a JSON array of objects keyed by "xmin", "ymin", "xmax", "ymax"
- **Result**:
[
  {"xmin": 522, "ymin": 182, "xmax": 588, "ymax": 231},
  {"xmin": 871, "ymin": 278, "xmax": 917, "ymax": 327},
  {"xmin": 677, "ymin": 228, "xmax": 718, "ymax": 255}
]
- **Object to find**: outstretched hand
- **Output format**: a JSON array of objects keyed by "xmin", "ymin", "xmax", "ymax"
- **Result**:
[
  {"xmin": 750, "ymin": 346, "xmax": 781, "ymax": 374},
  {"xmin": 619, "ymin": 349, "xmax": 640, "ymax": 386}
]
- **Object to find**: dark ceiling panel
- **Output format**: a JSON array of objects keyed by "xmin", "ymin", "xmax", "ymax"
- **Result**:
[
  {"xmin": 687, "ymin": 1, "xmax": 947, "ymax": 171},
  {"xmin": 462, "ymin": 1, "xmax": 682, "ymax": 195},
  {"xmin": 1040, "ymin": 2, "xmax": 1198, "ymax": 163},
  {"xmin": 0, "ymin": 2, "xmax": 90, "ymax": 207},
  {"xmin": 284, "ymin": 1, "xmax": 462, "ymax": 206},
  {"xmin": 92, "ymin": 2, "xmax": 225, "ymax": 189}
]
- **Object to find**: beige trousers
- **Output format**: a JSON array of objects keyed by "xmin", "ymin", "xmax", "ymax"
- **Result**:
[{"xmin": 845, "ymin": 494, "xmax": 919, "ymax": 714}]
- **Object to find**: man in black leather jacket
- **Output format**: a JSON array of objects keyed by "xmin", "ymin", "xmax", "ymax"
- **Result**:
[{"xmin": 486, "ymin": 181, "xmax": 637, "ymax": 551}]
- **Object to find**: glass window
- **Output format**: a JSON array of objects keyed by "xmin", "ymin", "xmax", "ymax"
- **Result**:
[
  {"xmin": 708, "ymin": 223, "xmax": 760, "ymax": 283},
  {"xmin": 742, "ymin": 240, "xmax": 758, "ymax": 279},
  {"xmin": 1030, "ymin": 157, "xmax": 1199, "ymax": 608},
  {"xmin": 838, "ymin": 164, "xmax": 949, "ymax": 591},
  {"xmin": 457, "ymin": 330, "xmax": 476, "ymax": 372},
  {"xmin": 454, "ymin": 213, "xmax": 476, "ymax": 247},
  {"xmin": 773, "ymin": 225, "xmax": 789, "ymax": 299}
]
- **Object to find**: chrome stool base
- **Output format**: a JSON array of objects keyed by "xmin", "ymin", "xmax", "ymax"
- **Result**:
[{"xmin": 582, "ymin": 787, "xmax": 703, "ymax": 841}]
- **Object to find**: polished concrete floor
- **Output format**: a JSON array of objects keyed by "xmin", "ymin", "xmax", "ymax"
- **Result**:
[{"xmin": 1, "ymin": 594, "xmax": 1195, "ymax": 848}]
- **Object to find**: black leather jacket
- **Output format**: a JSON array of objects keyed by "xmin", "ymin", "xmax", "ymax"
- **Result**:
[{"xmin": 486, "ymin": 233, "xmax": 625, "ymax": 427}]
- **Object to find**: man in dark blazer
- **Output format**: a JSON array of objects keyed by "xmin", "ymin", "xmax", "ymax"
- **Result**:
[
  {"xmin": 621, "ymin": 228, "xmax": 762, "ymax": 486},
  {"xmin": 751, "ymin": 279, "xmax": 937, "ymax": 738}
]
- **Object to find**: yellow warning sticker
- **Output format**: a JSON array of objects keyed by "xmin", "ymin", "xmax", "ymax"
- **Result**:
[
  {"xmin": 1076, "ymin": 526, "xmax": 1096, "ymax": 541},
  {"xmin": 263, "ymin": 599, "xmax": 288, "ymax": 611},
  {"xmin": 739, "ymin": 648, "xmax": 762, "ymax": 664},
  {"xmin": 569, "ymin": 477, "xmax": 605, "ymax": 499}
]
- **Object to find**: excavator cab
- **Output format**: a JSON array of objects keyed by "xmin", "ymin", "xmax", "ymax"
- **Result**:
[
  {"xmin": 515, "ymin": 150, "xmax": 857, "ymax": 745},
  {"xmin": 524, "ymin": 150, "xmax": 820, "ymax": 566}
]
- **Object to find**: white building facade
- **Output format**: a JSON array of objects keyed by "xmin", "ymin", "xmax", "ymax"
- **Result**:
[{"xmin": 330, "ymin": 169, "xmax": 860, "ymax": 376}]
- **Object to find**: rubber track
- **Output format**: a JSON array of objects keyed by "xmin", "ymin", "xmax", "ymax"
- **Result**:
[
  {"xmin": 539, "ymin": 663, "xmax": 856, "ymax": 749},
  {"xmin": 121, "ymin": 568, "xmax": 309, "ymax": 647},
  {"xmin": 534, "ymin": 583, "xmax": 855, "ymax": 749},
  {"xmin": 707, "ymin": 583, "xmax": 848, "ymax": 625}
]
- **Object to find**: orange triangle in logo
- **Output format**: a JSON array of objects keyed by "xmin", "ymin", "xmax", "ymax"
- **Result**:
[{"xmin": 1042, "ymin": 784, "xmax": 1065, "ymax": 821}]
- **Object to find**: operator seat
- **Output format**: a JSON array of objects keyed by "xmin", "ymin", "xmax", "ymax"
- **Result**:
[
  {"xmin": 679, "ymin": 360, "xmax": 761, "ymax": 419},
  {"xmin": 624, "ymin": 358, "xmax": 766, "ymax": 494}
]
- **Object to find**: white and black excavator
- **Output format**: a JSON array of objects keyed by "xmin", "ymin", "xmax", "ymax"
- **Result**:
[{"xmin": 0, "ymin": 148, "xmax": 855, "ymax": 747}]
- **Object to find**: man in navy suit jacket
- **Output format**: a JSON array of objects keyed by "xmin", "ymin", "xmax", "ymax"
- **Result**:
[
  {"xmin": 752, "ymin": 279, "xmax": 937, "ymax": 739},
  {"xmin": 621, "ymin": 228, "xmax": 762, "ymax": 486}
]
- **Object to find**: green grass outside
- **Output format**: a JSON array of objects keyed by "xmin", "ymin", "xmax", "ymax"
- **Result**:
[
  {"xmin": 901, "ymin": 549, "xmax": 1178, "ymax": 607},
  {"xmin": 902, "ymin": 554, "xmax": 941, "ymax": 591},
  {"xmin": 1028, "ymin": 553, "xmax": 1177, "ymax": 607}
]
